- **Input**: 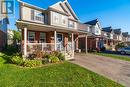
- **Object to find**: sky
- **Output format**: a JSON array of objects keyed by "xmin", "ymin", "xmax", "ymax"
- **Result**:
[{"xmin": 9, "ymin": 0, "xmax": 130, "ymax": 33}]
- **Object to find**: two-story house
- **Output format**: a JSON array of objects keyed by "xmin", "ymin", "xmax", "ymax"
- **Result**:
[
  {"xmin": 16, "ymin": 0, "xmax": 84, "ymax": 60},
  {"xmin": 102, "ymin": 26, "xmax": 114, "ymax": 50},
  {"xmin": 128, "ymin": 35, "xmax": 130, "ymax": 42},
  {"xmin": 122, "ymin": 32, "xmax": 129, "ymax": 42},
  {"xmin": 84, "ymin": 19, "xmax": 104, "ymax": 51},
  {"xmin": 113, "ymin": 29, "xmax": 122, "ymax": 41},
  {"xmin": 113, "ymin": 29, "xmax": 122, "ymax": 48},
  {"xmin": 0, "ymin": 1, "xmax": 9, "ymax": 51}
]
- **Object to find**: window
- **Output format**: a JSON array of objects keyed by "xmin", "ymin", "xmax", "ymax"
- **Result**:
[
  {"xmin": 53, "ymin": 12, "xmax": 59, "ymax": 23},
  {"xmin": 28, "ymin": 32, "xmax": 35, "ymax": 42},
  {"xmin": 57, "ymin": 34, "xmax": 63, "ymax": 42},
  {"xmin": 35, "ymin": 11, "xmax": 44, "ymax": 22},
  {"xmin": 31, "ymin": 9, "xmax": 44, "ymax": 22},
  {"xmin": 62, "ymin": 15, "xmax": 66, "ymax": 25},
  {"xmin": 31, "ymin": 9, "xmax": 34, "ymax": 20},
  {"xmin": 95, "ymin": 29, "xmax": 99, "ymax": 34},
  {"xmin": 40, "ymin": 32, "xmax": 46, "ymax": 43},
  {"xmin": 68, "ymin": 20, "xmax": 75, "ymax": 28}
]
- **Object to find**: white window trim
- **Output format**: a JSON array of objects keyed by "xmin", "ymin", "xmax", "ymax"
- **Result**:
[
  {"xmin": 39, "ymin": 32, "xmax": 46, "ymax": 43},
  {"xmin": 28, "ymin": 31, "xmax": 35, "ymax": 43},
  {"xmin": 68, "ymin": 20, "xmax": 75, "ymax": 28},
  {"xmin": 31, "ymin": 9, "xmax": 44, "ymax": 23},
  {"xmin": 53, "ymin": 12, "xmax": 59, "ymax": 24}
]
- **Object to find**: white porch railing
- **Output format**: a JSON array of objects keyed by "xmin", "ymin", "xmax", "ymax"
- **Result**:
[
  {"xmin": 27, "ymin": 43, "xmax": 62, "ymax": 55},
  {"xmin": 26, "ymin": 42, "xmax": 74, "ymax": 60},
  {"xmin": 65, "ymin": 42, "xmax": 74, "ymax": 59}
]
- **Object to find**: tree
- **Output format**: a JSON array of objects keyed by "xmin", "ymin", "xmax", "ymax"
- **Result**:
[{"xmin": 13, "ymin": 30, "xmax": 21, "ymax": 46}]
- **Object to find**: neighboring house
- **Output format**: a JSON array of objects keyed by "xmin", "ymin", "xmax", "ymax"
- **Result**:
[
  {"xmin": 84, "ymin": 19, "xmax": 104, "ymax": 51},
  {"xmin": 102, "ymin": 26, "xmax": 114, "ymax": 50},
  {"xmin": 16, "ymin": 0, "xmax": 85, "ymax": 60},
  {"xmin": 112, "ymin": 29, "xmax": 123, "ymax": 50},
  {"xmin": 128, "ymin": 35, "xmax": 130, "ymax": 42},
  {"xmin": 122, "ymin": 32, "xmax": 129, "ymax": 42},
  {"xmin": 78, "ymin": 23, "xmax": 91, "ymax": 53},
  {"xmin": 113, "ymin": 29, "xmax": 122, "ymax": 42},
  {"xmin": 0, "ymin": 1, "xmax": 9, "ymax": 51},
  {"xmin": 7, "ymin": 29, "xmax": 14, "ymax": 45}
]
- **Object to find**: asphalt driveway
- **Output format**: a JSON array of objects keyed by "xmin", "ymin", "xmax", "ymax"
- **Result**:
[{"xmin": 70, "ymin": 53, "xmax": 130, "ymax": 87}]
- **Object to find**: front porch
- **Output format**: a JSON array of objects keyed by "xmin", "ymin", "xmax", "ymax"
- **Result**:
[{"xmin": 17, "ymin": 21, "xmax": 79, "ymax": 60}]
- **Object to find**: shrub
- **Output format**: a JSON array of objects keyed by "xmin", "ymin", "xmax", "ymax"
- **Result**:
[
  {"xmin": 58, "ymin": 53, "xmax": 65, "ymax": 61},
  {"xmin": 3, "ymin": 45, "xmax": 18, "ymax": 55},
  {"xmin": 115, "ymin": 43, "xmax": 126, "ymax": 50},
  {"xmin": 0, "ymin": 57, "xmax": 6, "ymax": 64},
  {"xmin": 11, "ymin": 55, "xmax": 24, "ymax": 65},
  {"xmin": 42, "ymin": 58, "xmax": 49, "ymax": 64},
  {"xmin": 51, "ymin": 51, "xmax": 59, "ymax": 57},
  {"xmin": 48, "ymin": 55, "xmax": 59, "ymax": 63},
  {"xmin": 23, "ymin": 60, "xmax": 42, "ymax": 67}
]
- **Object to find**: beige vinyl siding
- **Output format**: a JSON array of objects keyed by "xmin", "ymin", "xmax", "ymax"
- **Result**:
[{"xmin": 21, "ymin": 6, "xmax": 32, "ymax": 21}]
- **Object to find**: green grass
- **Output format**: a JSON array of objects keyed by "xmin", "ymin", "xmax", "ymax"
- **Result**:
[
  {"xmin": 0, "ymin": 62, "xmax": 123, "ymax": 87},
  {"xmin": 0, "ymin": 48, "xmax": 123, "ymax": 87},
  {"xmin": 95, "ymin": 53, "xmax": 130, "ymax": 62}
]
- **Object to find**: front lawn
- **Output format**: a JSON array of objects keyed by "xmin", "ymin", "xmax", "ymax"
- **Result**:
[
  {"xmin": 0, "ymin": 46, "xmax": 123, "ymax": 87},
  {"xmin": 95, "ymin": 53, "xmax": 130, "ymax": 62},
  {"xmin": 0, "ymin": 62, "xmax": 123, "ymax": 87}
]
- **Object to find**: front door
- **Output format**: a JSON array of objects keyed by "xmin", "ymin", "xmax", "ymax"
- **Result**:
[{"xmin": 57, "ymin": 33, "xmax": 63, "ymax": 50}]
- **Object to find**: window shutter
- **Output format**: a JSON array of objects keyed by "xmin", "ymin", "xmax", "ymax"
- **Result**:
[{"xmin": 31, "ymin": 9, "xmax": 34, "ymax": 20}]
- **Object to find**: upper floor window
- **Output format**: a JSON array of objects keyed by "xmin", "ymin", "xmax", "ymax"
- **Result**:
[
  {"xmin": 31, "ymin": 9, "xmax": 44, "ymax": 22},
  {"xmin": 61, "ymin": 15, "xmax": 66, "ymax": 25},
  {"xmin": 40, "ymin": 32, "xmax": 46, "ymax": 43},
  {"xmin": 53, "ymin": 12, "xmax": 59, "ymax": 24},
  {"xmin": 28, "ymin": 31, "xmax": 35, "ymax": 43},
  {"xmin": 104, "ymin": 33, "xmax": 107, "ymax": 36},
  {"xmin": 95, "ymin": 29, "xmax": 99, "ymax": 34},
  {"xmin": 68, "ymin": 20, "xmax": 75, "ymax": 28}
]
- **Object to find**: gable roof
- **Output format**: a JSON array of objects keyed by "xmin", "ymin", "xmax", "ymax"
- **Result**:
[
  {"xmin": 113, "ymin": 29, "xmax": 121, "ymax": 35},
  {"xmin": 48, "ymin": 0, "xmax": 79, "ymax": 20},
  {"xmin": 122, "ymin": 32, "xmax": 128, "ymax": 37},
  {"xmin": 84, "ymin": 19, "xmax": 98, "ymax": 25},
  {"xmin": 102, "ymin": 26, "xmax": 112, "ymax": 32},
  {"xmin": 63, "ymin": 1, "xmax": 79, "ymax": 20}
]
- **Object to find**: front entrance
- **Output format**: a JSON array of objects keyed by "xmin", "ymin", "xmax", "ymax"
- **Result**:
[{"xmin": 57, "ymin": 33, "xmax": 64, "ymax": 50}]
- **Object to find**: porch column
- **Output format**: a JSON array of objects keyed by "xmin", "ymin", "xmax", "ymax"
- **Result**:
[
  {"xmin": 72, "ymin": 33, "xmax": 74, "ymax": 57},
  {"xmin": 96, "ymin": 38, "xmax": 98, "ymax": 48},
  {"xmin": 75, "ymin": 36, "xmax": 79, "ymax": 51},
  {"xmin": 85, "ymin": 35, "xmax": 88, "ymax": 54},
  {"xmin": 24, "ymin": 27, "xmax": 27, "ymax": 57},
  {"xmin": 54, "ymin": 30, "xmax": 57, "ymax": 51}
]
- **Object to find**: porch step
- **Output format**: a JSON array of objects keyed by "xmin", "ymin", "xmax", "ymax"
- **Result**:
[{"xmin": 65, "ymin": 53, "xmax": 74, "ymax": 60}]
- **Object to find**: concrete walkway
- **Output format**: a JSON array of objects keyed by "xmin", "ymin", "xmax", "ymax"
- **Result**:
[{"xmin": 70, "ymin": 53, "xmax": 130, "ymax": 87}]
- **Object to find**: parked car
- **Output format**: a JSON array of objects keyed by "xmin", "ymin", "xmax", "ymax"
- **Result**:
[{"xmin": 117, "ymin": 47, "xmax": 130, "ymax": 55}]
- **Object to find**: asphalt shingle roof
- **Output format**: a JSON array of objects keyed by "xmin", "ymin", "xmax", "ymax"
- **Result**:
[
  {"xmin": 84, "ymin": 19, "xmax": 98, "ymax": 25},
  {"xmin": 102, "ymin": 26, "xmax": 112, "ymax": 32},
  {"xmin": 113, "ymin": 29, "xmax": 121, "ymax": 34},
  {"xmin": 122, "ymin": 32, "xmax": 128, "ymax": 37}
]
